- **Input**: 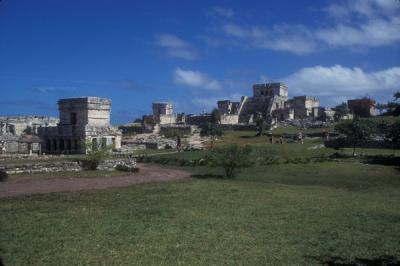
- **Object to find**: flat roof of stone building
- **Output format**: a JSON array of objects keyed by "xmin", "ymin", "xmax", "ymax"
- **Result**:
[
  {"xmin": 253, "ymin": 82, "xmax": 288, "ymax": 88},
  {"xmin": 58, "ymin": 97, "xmax": 111, "ymax": 105}
]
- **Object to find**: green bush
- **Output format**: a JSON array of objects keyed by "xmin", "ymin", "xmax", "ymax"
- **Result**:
[
  {"xmin": 81, "ymin": 141, "xmax": 111, "ymax": 170},
  {"xmin": 207, "ymin": 143, "xmax": 253, "ymax": 178},
  {"xmin": 115, "ymin": 165, "xmax": 140, "ymax": 173}
]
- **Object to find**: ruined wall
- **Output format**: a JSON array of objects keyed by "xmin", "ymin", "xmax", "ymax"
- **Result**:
[
  {"xmin": 40, "ymin": 97, "xmax": 121, "ymax": 154},
  {"xmin": 152, "ymin": 102, "xmax": 174, "ymax": 116},
  {"xmin": 0, "ymin": 116, "xmax": 59, "ymax": 135},
  {"xmin": 253, "ymin": 83, "xmax": 288, "ymax": 98},
  {"xmin": 159, "ymin": 125, "xmax": 193, "ymax": 136},
  {"xmin": 220, "ymin": 114, "xmax": 239, "ymax": 125},
  {"xmin": 186, "ymin": 114, "xmax": 212, "ymax": 125},
  {"xmin": 158, "ymin": 114, "xmax": 177, "ymax": 125},
  {"xmin": 58, "ymin": 97, "xmax": 111, "ymax": 127},
  {"xmin": 2, "ymin": 158, "xmax": 137, "ymax": 174}
]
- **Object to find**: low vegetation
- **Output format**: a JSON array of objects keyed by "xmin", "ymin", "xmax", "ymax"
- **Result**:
[
  {"xmin": 206, "ymin": 143, "xmax": 252, "ymax": 177},
  {"xmin": 1, "ymin": 122, "xmax": 400, "ymax": 265},
  {"xmin": 81, "ymin": 141, "xmax": 112, "ymax": 170}
]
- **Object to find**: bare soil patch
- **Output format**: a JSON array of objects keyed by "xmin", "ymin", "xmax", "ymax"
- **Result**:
[{"xmin": 0, "ymin": 164, "xmax": 191, "ymax": 198}]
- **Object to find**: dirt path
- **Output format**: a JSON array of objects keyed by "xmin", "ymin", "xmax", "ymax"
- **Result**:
[{"xmin": 0, "ymin": 164, "xmax": 192, "ymax": 198}]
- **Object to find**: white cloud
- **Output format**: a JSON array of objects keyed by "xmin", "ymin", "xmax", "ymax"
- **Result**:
[
  {"xmin": 156, "ymin": 34, "xmax": 197, "ymax": 60},
  {"xmin": 219, "ymin": 0, "xmax": 400, "ymax": 54},
  {"xmin": 222, "ymin": 24, "xmax": 317, "ymax": 55},
  {"xmin": 314, "ymin": 0, "xmax": 400, "ymax": 48},
  {"xmin": 282, "ymin": 65, "xmax": 400, "ymax": 97},
  {"xmin": 316, "ymin": 17, "xmax": 400, "ymax": 47},
  {"xmin": 210, "ymin": 6, "xmax": 234, "ymax": 18},
  {"xmin": 30, "ymin": 86, "xmax": 76, "ymax": 94},
  {"xmin": 173, "ymin": 68, "xmax": 222, "ymax": 90}
]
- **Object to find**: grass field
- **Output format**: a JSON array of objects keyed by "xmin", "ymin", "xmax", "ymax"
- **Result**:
[{"xmin": 1, "ymin": 130, "xmax": 400, "ymax": 265}]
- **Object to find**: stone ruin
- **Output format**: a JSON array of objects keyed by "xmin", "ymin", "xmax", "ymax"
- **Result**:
[
  {"xmin": 214, "ymin": 84, "xmax": 374, "ymax": 126},
  {"xmin": 216, "ymin": 82, "xmax": 330, "ymax": 126},
  {"xmin": 0, "ymin": 116, "xmax": 59, "ymax": 155},
  {"xmin": 0, "ymin": 116, "xmax": 59, "ymax": 135},
  {"xmin": 38, "ymin": 97, "xmax": 122, "ymax": 154}
]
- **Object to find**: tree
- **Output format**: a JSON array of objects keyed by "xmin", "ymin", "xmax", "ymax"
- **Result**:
[
  {"xmin": 23, "ymin": 126, "xmax": 33, "ymax": 135},
  {"xmin": 333, "ymin": 102, "xmax": 350, "ymax": 120},
  {"xmin": 388, "ymin": 120, "xmax": 400, "ymax": 143},
  {"xmin": 207, "ymin": 144, "xmax": 253, "ymax": 178},
  {"xmin": 394, "ymin": 91, "xmax": 400, "ymax": 100},
  {"xmin": 210, "ymin": 108, "xmax": 221, "ymax": 125},
  {"xmin": 82, "ymin": 140, "xmax": 111, "ymax": 170},
  {"xmin": 255, "ymin": 116, "xmax": 266, "ymax": 136},
  {"xmin": 200, "ymin": 122, "xmax": 223, "ymax": 149},
  {"xmin": 335, "ymin": 118, "xmax": 376, "ymax": 156},
  {"xmin": 376, "ymin": 103, "xmax": 388, "ymax": 115},
  {"xmin": 378, "ymin": 91, "xmax": 400, "ymax": 116}
]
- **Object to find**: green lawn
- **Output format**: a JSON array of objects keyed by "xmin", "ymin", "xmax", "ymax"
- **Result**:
[
  {"xmin": 1, "ymin": 162, "xmax": 400, "ymax": 265},
  {"xmin": 1, "ymin": 129, "xmax": 400, "ymax": 265}
]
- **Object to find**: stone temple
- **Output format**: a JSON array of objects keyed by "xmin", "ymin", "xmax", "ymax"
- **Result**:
[
  {"xmin": 38, "ymin": 97, "xmax": 122, "ymax": 154},
  {"xmin": 217, "ymin": 82, "xmax": 322, "ymax": 124}
]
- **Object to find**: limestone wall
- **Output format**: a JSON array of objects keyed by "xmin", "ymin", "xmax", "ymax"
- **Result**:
[
  {"xmin": 0, "ymin": 116, "xmax": 59, "ymax": 135},
  {"xmin": 220, "ymin": 114, "xmax": 239, "ymax": 125},
  {"xmin": 2, "ymin": 158, "xmax": 136, "ymax": 174},
  {"xmin": 58, "ymin": 97, "xmax": 111, "ymax": 127}
]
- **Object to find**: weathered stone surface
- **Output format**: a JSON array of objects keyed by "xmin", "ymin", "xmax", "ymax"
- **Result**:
[
  {"xmin": 0, "ymin": 116, "xmax": 59, "ymax": 135},
  {"xmin": 39, "ymin": 97, "xmax": 122, "ymax": 154},
  {"xmin": 2, "ymin": 158, "xmax": 137, "ymax": 174}
]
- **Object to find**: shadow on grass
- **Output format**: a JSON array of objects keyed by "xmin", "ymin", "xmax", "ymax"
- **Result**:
[
  {"xmin": 363, "ymin": 155, "xmax": 400, "ymax": 166},
  {"xmin": 239, "ymin": 135, "xmax": 260, "ymax": 139},
  {"xmin": 191, "ymin": 174, "xmax": 225, "ymax": 179},
  {"xmin": 306, "ymin": 255, "xmax": 400, "ymax": 265}
]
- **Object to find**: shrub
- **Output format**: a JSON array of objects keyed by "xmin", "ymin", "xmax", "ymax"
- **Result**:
[
  {"xmin": 81, "ymin": 141, "xmax": 111, "ymax": 170},
  {"xmin": 200, "ymin": 122, "xmax": 223, "ymax": 149},
  {"xmin": 335, "ymin": 118, "xmax": 377, "ymax": 155},
  {"xmin": 115, "ymin": 164, "xmax": 140, "ymax": 173},
  {"xmin": 0, "ymin": 168, "xmax": 8, "ymax": 182},
  {"xmin": 207, "ymin": 143, "xmax": 253, "ymax": 178}
]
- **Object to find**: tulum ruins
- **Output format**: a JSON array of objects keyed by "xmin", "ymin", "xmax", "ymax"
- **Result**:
[{"xmin": 0, "ymin": 82, "xmax": 380, "ymax": 157}]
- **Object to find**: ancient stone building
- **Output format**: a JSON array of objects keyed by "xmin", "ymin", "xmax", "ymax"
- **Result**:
[
  {"xmin": 0, "ymin": 116, "xmax": 59, "ymax": 135},
  {"xmin": 142, "ymin": 102, "xmax": 178, "ymax": 133},
  {"xmin": 152, "ymin": 102, "xmax": 176, "ymax": 124},
  {"xmin": 38, "ymin": 97, "xmax": 122, "ymax": 154},
  {"xmin": 0, "ymin": 134, "xmax": 42, "ymax": 154},
  {"xmin": 216, "ymin": 83, "xmax": 324, "ymax": 124},
  {"xmin": 217, "ymin": 100, "xmax": 240, "ymax": 115},
  {"xmin": 217, "ymin": 100, "xmax": 241, "ymax": 125},
  {"xmin": 217, "ymin": 83, "xmax": 289, "ymax": 124},
  {"xmin": 287, "ymin": 96, "xmax": 320, "ymax": 119},
  {"xmin": 348, "ymin": 98, "xmax": 377, "ymax": 117}
]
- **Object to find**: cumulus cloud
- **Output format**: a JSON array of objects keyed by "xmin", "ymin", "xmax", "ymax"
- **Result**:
[
  {"xmin": 219, "ymin": 0, "xmax": 400, "ymax": 54},
  {"xmin": 283, "ymin": 65, "xmax": 400, "ymax": 97},
  {"xmin": 210, "ymin": 6, "xmax": 234, "ymax": 18},
  {"xmin": 30, "ymin": 86, "xmax": 76, "ymax": 94},
  {"xmin": 173, "ymin": 68, "xmax": 222, "ymax": 90},
  {"xmin": 316, "ymin": 0, "xmax": 400, "ymax": 47},
  {"xmin": 222, "ymin": 23, "xmax": 316, "ymax": 55},
  {"xmin": 155, "ymin": 34, "xmax": 198, "ymax": 60}
]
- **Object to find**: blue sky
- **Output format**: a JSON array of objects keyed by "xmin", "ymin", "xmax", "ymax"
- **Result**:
[{"xmin": 0, "ymin": 0, "xmax": 399, "ymax": 124}]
